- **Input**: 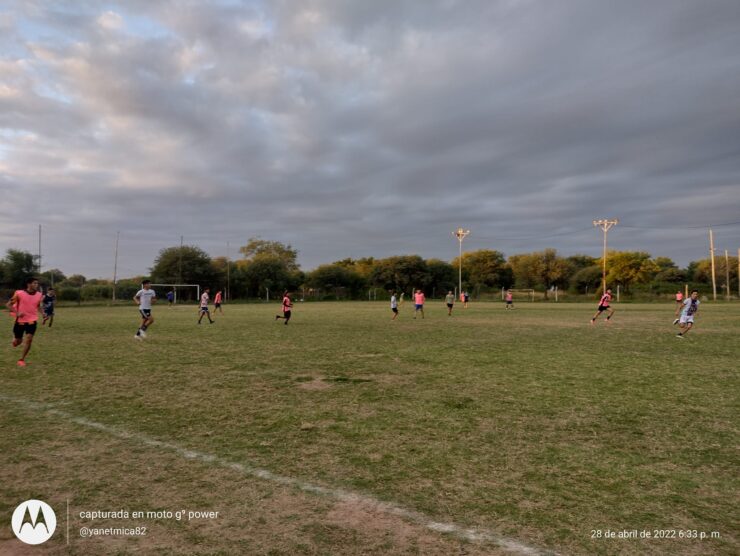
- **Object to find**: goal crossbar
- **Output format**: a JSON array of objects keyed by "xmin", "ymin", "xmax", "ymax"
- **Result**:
[{"xmin": 149, "ymin": 283, "xmax": 200, "ymax": 304}]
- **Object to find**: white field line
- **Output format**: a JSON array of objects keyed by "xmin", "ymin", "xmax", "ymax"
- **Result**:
[{"xmin": 1, "ymin": 394, "xmax": 557, "ymax": 556}]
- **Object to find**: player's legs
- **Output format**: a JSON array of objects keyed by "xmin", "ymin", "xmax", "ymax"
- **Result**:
[
  {"xmin": 283, "ymin": 310, "xmax": 291, "ymax": 325},
  {"xmin": 606, "ymin": 307, "xmax": 615, "ymax": 321},
  {"xmin": 19, "ymin": 332, "xmax": 34, "ymax": 362},
  {"xmin": 12, "ymin": 323, "xmax": 23, "ymax": 348},
  {"xmin": 677, "ymin": 320, "xmax": 693, "ymax": 337}
]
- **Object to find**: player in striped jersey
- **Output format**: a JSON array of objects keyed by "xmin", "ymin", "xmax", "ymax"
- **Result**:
[{"xmin": 590, "ymin": 289, "xmax": 615, "ymax": 324}]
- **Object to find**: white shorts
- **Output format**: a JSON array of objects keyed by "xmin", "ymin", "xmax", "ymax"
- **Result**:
[{"xmin": 679, "ymin": 315, "xmax": 694, "ymax": 325}]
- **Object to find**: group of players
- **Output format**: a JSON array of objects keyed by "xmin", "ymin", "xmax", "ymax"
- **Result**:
[{"xmin": 6, "ymin": 278, "xmax": 702, "ymax": 367}]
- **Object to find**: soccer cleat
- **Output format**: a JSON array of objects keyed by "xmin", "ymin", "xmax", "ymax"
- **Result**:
[
  {"xmin": 672, "ymin": 319, "xmax": 679, "ymax": 325},
  {"xmin": 139, "ymin": 329, "xmax": 147, "ymax": 338},
  {"xmin": 134, "ymin": 334, "xmax": 143, "ymax": 340},
  {"xmin": 17, "ymin": 360, "xmax": 26, "ymax": 367},
  {"xmin": 676, "ymin": 333, "xmax": 684, "ymax": 338}
]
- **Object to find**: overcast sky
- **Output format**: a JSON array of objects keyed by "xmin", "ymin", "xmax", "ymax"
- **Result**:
[{"xmin": 1, "ymin": 0, "xmax": 739, "ymax": 278}]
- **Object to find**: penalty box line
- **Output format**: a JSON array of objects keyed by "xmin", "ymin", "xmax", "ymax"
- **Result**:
[{"xmin": 0, "ymin": 394, "xmax": 556, "ymax": 556}]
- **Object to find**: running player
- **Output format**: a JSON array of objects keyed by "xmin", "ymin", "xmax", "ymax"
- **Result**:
[
  {"xmin": 590, "ymin": 288, "xmax": 614, "ymax": 324},
  {"xmin": 505, "ymin": 290, "xmax": 514, "ymax": 310},
  {"xmin": 675, "ymin": 290, "xmax": 700, "ymax": 338},
  {"xmin": 445, "ymin": 291, "xmax": 455, "ymax": 316},
  {"xmin": 166, "ymin": 290, "xmax": 175, "ymax": 306},
  {"xmin": 275, "ymin": 291, "xmax": 292, "ymax": 324},
  {"xmin": 134, "ymin": 280, "xmax": 156, "ymax": 339},
  {"xmin": 6, "ymin": 277, "xmax": 43, "ymax": 366},
  {"xmin": 198, "ymin": 287, "xmax": 214, "ymax": 324},
  {"xmin": 213, "ymin": 290, "xmax": 224, "ymax": 315},
  {"xmin": 390, "ymin": 291, "xmax": 399, "ymax": 320},
  {"xmin": 42, "ymin": 288, "xmax": 56, "ymax": 327},
  {"xmin": 463, "ymin": 291, "xmax": 470, "ymax": 308},
  {"xmin": 413, "ymin": 289, "xmax": 425, "ymax": 319}
]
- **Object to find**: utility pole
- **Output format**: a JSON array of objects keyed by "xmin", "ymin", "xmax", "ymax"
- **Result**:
[
  {"xmin": 38, "ymin": 225, "xmax": 42, "ymax": 275},
  {"xmin": 709, "ymin": 229, "xmax": 717, "ymax": 301},
  {"xmin": 592, "ymin": 219, "xmax": 618, "ymax": 293},
  {"xmin": 226, "ymin": 241, "xmax": 231, "ymax": 301},
  {"xmin": 178, "ymin": 235, "xmax": 184, "ymax": 302},
  {"xmin": 112, "ymin": 231, "xmax": 120, "ymax": 301},
  {"xmin": 725, "ymin": 249, "xmax": 730, "ymax": 301},
  {"xmin": 452, "ymin": 228, "xmax": 470, "ymax": 298}
]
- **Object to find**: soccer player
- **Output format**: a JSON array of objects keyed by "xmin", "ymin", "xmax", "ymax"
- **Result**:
[
  {"xmin": 6, "ymin": 277, "xmax": 43, "ymax": 366},
  {"xmin": 134, "ymin": 280, "xmax": 156, "ymax": 339},
  {"xmin": 445, "ymin": 291, "xmax": 455, "ymax": 316},
  {"xmin": 390, "ymin": 291, "xmax": 399, "ymax": 320},
  {"xmin": 675, "ymin": 290, "xmax": 684, "ymax": 305},
  {"xmin": 275, "ymin": 291, "xmax": 292, "ymax": 324},
  {"xmin": 42, "ymin": 288, "xmax": 56, "ymax": 327},
  {"xmin": 675, "ymin": 290, "xmax": 700, "ymax": 338},
  {"xmin": 198, "ymin": 287, "xmax": 214, "ymax": 324},
  {"xmin": 213, "ymin": 290, "xmax": 224, "ymax": 315},
  {"xmin": 166, "ymin": 290, "xmax": 175, "ymax": 306},
  {"xmin": 590, "ymin": 288, "xmax": 614, "ymax": 324},
  {"xmin": 463, "ymin": 291, "xmax": 470, "ymax": 308},
  {"xmin": 413, "ymin": 289, "xmax": 425, "ymax": 319},
  {"xmin": 505, "ymin": 290, "xmax": 514, "ymax": 310}
]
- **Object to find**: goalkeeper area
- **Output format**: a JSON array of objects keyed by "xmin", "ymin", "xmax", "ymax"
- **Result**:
[{"xmin": 2, "ymin": 302, "xmax": 738, "ymax": 555}]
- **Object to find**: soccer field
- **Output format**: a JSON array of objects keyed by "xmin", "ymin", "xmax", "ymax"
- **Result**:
[{"xmin": 2, "ymin": 301, "xmax": 738, "ymax": 555}]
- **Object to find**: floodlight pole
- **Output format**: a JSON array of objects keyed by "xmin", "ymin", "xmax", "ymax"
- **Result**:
[
  {"xmin": 112, "ymin": 231, "xmax": 120, "ymax": 301},
  {"xmin": 593, "ymin": 219, "xmax": 618, "ymax": 293},
  {"xmin": 453, "ymin": 228, "xmax": 470, "ymax": 297},
  {"xmin": 709, "ymin": 229, "xmax": 717, "ymax": 301},
  {"xmin": 226, "ymin": 241, "xmax": 231, "ymax": 301}
]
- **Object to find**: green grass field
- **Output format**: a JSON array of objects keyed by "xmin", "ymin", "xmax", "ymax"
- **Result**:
[{"xmin": 1, "ymin": 301, "xmax": 738, "ymax": 555}]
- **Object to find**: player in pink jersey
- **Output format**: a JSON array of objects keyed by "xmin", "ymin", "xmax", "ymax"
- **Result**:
[
  {"xmin": 275, "ymin": 291, "xmax": 292, "ymax": 324},
  {"xmin": 6, "ymin": 277, "xmax": 43, "ymax": 367},
  {"xmin": 413, "ymin": 289, "xmax": 425, "ymax": 319},
  {"xmin": 590, "ymin": 288, "xmax": 615, "ymax": 324},
  {"xmin": 213, "ymin": 290, "xmax": 224, "ymax": 315},
  {"xmin": 505, "ymin": 290, "xmax": 514, "ymax": 310}
]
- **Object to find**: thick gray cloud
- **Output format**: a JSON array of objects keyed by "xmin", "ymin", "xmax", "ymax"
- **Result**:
[{"xmin": 1, "ymin": 0, "xmax": 739, "ymax": 277}]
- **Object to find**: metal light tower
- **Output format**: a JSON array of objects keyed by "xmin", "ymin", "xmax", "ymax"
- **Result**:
[
  {"xmin": 593, "ymin": 219, "xmax": 618, "ymax": 293},
  {"xmin": 453, "ymin": 227, "xmax": 470, "ymax": 297}
]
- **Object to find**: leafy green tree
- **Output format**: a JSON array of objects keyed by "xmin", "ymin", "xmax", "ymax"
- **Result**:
[
  {"xmin": 369, "ymin": 256, "xmax": 430, "ymax": 293},
  {"xmin": 150, "ymin": 246, "xmax": 216, "ymax": 286},
  {"xmin": 306, "ymin": 264, "xmax": 366, "ymax": 298},
  {"xmin": 239, "ymin": 238, "xmax": 299, "ymax": 272},
  {"xmin": 508, "ymin": 249, "xmax": 570, "ymax": 296},
  {"xmin": 1, "ymin": 249, "xmax": 37, "ymax": 289},
  {"xmin": 603, "ymin": 251, "xmax": 660, "ymax": 291},
  {"xmin": 451, "ymin": 250, "xmax": 510, "ymax": 290},
  {"xmin": 569, "ymin": 265, "xmax": 602, "ymax": 293},
  {"xmin": 62, "ymin": 274, "xmax": 87, "ymax": 288},
  {"xmin": 426, "ymin": 259, "xmax": 456, "ymax": 294}
]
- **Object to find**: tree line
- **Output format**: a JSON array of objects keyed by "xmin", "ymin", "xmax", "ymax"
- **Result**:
[{"xmin": 0, "ymin": 240, "xmax": 737, "ymax": 301}]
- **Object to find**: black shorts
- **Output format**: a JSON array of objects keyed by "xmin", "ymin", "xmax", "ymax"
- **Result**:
[
  {"xmin": 13, "ymin": 321, "xmax": 37, "ymax": 340},
  {"xmin": 283, "ymin": 310, "xmax": 291, "ymax": 318},
  {"xmin": 446, "ymin": 303, "xmax": 453, "ymax": 308},
  {"xmin": 140, "ymin": 309, "xmax": 152, "ymax": 319},
  {"xmin": 44, "ymin": 307, "xmax": 55, "ymax": 316},
  {"xmin": 392, "ymin": 307, "xmax": 398, "ymax": 313},
  {"xmin": 506, "ymin": 300, "xmax": 513, "ymax": 305},
  {"xmin": 199, "ymin": 307, "xmax": 210, "ymax": 313},
  {"xmin": 214, "ymin": 303, "xmax": 221, "ymax": 308},
  {"xmin": 597, "ymin": 305, "xmax": 610, "ymax": 312}
]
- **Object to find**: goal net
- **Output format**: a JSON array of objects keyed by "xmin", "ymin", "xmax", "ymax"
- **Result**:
[
  {"xmin": 149, "ymin": 284, "xmax": 200, "ymax": 304},
  {"xmin": 502, "ymin": 288, "xmax": 535, "ymax": 301}
]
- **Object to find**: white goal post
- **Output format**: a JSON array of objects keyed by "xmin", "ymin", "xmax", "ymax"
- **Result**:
[
  {"xmin": 501, "ymin": 288, "xmax": 535, "ymax": 301},
  {"xmin": 149, "ymin": 284, "xmax": 200, "ymax": 304}
]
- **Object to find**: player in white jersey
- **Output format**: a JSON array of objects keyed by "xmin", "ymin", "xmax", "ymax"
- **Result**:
[
  {"xmin": 198, "ymin": 287, "xmax": 214, "ymax": 324},
  {"xmin": 390, "ymin": 291, "xmax": 399, "ymax": 320},
  {"xmin": 133, "ymin": 280, "xmax": 156, "ymax": 339},
  {"xmin": 675, "ymin": 290, "xmax": 700, "ymax": 338}
]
